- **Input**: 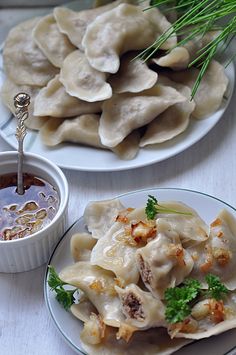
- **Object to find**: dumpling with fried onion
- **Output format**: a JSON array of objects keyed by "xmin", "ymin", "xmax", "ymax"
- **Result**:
[
  {"xmin": 153, "ymin": 201, "xmax": 209, "ymax": 248},
  {"xmin": 136, "ymin": 219, "xmax": 194, "ymax": 299},
  {"xmin": 190, "ymin": 209, "xmax": 236, "ymax": 290},
  {"xmin": 90, "ymin": 207, "xmax": 157, "ymax": 285},
  {"xmin": 83, "ymin": 198, "xmax": 125, "ymax": 240},
  {"xmin": 59, "ymin": 261, "xmax": 125, "ymax": 328},
  {"xmin": 115, "ymin": 283, "xmax": 166, "ymax": 330}
]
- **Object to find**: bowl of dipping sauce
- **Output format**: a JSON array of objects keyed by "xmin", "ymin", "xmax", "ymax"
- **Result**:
[{"xmin": 0, "ymin": 151, "xmax": 69, "ymax": 273}]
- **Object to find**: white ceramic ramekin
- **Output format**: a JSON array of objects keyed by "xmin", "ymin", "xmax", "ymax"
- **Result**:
[{"xmin": 0, "ymin": 151, "xmax": 69, "ymax": 273}]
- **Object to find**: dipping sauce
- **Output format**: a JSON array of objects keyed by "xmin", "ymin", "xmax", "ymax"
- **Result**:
[{"xmin": 0, "ymin": 173, "xmax": 59, "ymax": 241}]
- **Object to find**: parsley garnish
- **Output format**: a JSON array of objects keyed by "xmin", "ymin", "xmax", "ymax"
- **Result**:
[
  {"xmin": 145, "ymin": 195, "xmax": 193, "ymax": 220},
  {"xmin": 165, "ymin": 279, "xmax": 201, "ymax": 323},
  {"xmin": 164, "ymin": 274, "xmax": 229, "ymax": 324},
  {"xmin": 205, "ymin": 274, "xmax": 229, "ymax": 300},
  {"xmin": 47, "ymin": 265, "xmax": 79, "ymax": 310}
]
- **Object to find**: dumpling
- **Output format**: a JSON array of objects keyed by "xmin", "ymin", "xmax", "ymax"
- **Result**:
[
  {"xmin": 53, "ymin": 0, "xmax": 134, "ymax": 50},
  {"xmin": 153, "ymin": 201, "xmax": 209, "ymax": 248},
  {"xmin": 39, "ymin": 114, "xmax": 140, "ymax": 160},
  {"xmin": 152, "ymin": 47, "xmax": 190, "ymax": 71},
  {"xmin": 139, "ymin": 93, "xmax": 191, "ymax": 146},
  {"xmin": 115, "ymin": 284, "xmax": 166, "ymax": 329},
  {"xmin": 70, "ymin": 232, "xmax": 97, "ymax": 262},
  {"xmin": 59, "ymin": 261, "xmax": 125, "ymax": 327},
  {"xmin": 109, "ymin": 52, "xmax": 158, "ymax": 93},
  {"xmin": 90, "ymin": 222, "xmax": 140, "ymax": 285},
  {"xmin": 90, "ymin": 207, "xmax": 157, "ymax": 285},
  {"xmin": 111, "ymin": 131, "xmax": 140, "ymax": 160},
  {"xmin": 34, "ymin": 75, "xmax": 102, "ymax": 118},
  {"xmin": 190, "ymin": 210, "xmax": 236, "ymax": 290},
  {"xmin": 80, "ymin": 313, "xmax": 107, "ymax": 345},
  {"xmin": 167, "ymin": 60, "xmax": 229, "ymax": 119},
  {"xmin": 1, "ymin": 78, "xmax": 49, "ymax": 130},
  {"xmin": 82, "ymin": 4, "xmax": 160, "ymax": 73},
  {"xmin": 3, "ymin": 17, "xmax": 58, "ymax": 86},
  {"xmin": 39, "ymin": 115, "xmax": 104, "ymax": 148},
  {"xmin": 140, "ymin": 2, "xmax": 177, "ymax": 50},
  {"xmin": 208, "ymin": 210, "xmax": 236, "ymax": 289},
  {"xmin": 140, "ymin": 77, "xmax": 195, "ymax": 146},
  {"xmin": 59, "ymin": 50, "xmax": 112, "ymax": 102},
  {"xmin": 84, "ymin": 198, "xmax": 125, "ymax": 240},
  {"xmin": 53, "ymin": 7, "xmax": 87, "ymax": 50},
  {"xmin": 152, "ymin": 32, "xmax": 219, "ymax": 70},
  {"xmin": 33, "ymin": 14, "xmax": 76, "ymax": 68},
  {"xmin": 71, "ymin": 298, "xmax": 98, "ymax": 323},
  {"xmin": 99, "ymin": 85, "xmax": 185, "ymax": 147},
  {"xmin": 136, "ymin": 219, "xmax": 194, "ymax": 298}
]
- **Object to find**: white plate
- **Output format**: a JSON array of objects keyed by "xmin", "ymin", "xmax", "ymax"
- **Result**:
[
  {"xmin": 45, "ymin": 187, "xmax": 236, "ymax": 355},
  {"xmin": 0, "ymin": 1, "xmax": 234, "ymax": 172}
]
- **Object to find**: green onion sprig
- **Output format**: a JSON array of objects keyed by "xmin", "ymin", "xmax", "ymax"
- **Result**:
[{"xmin": 138, "ymin": 0, "xmax": 236, "ymax": 97}]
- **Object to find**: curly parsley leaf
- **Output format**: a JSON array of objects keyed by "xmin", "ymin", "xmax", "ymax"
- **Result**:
[
  {"xmin": 183, "ymin": 278, "xmax": 201, "ymax": 294},
  {"xmin": 145, "ymin": 195, "xmax": 193, "ymax": 220},
  {"xmin": 48, "ymin": 265, "xmax": 67, "ymax": 289},
  {"xmin": 205, "ymin": 273, "xmax": 229, "ymax": 300},
  {"xmin": 55, "ymin": 288, "xmax": 76, "ymax": 311},
  {"xmin": 165, "ymin": 299, "xmax": 191, "ymax": 324},
  {"xmin": 145, "ymin": 195, "xmax": 158, "ymax": 220},
  {"xmin": 48, "ymin": 265, "xmax": 79, "ymax": 311},
  {"xmin": 164, "ymin": 278, "xmax": 201, "ymax": 323}
]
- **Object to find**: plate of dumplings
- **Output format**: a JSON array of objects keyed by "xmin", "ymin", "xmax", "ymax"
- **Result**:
[
  {"xmin": 0, "ymin": 0, "xmax": 234, "ymax": 172},
  {"xmin": 45, "ymin": 187, "xmax": 236, "ymax": 354}
]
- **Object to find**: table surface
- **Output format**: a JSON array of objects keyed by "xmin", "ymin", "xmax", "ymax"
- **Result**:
[{"xmin": 1, "ymin": 5, "xmax": 236, "ymax": 355}]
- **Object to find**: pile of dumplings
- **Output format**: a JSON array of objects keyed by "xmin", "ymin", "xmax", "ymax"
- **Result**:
[
  {"xmin": 59, "ymin": 197, "xmax": 236, "ymax": 354},
  {"xmin": 1, "ymin": 0, "xmax": 229, "ymax": 160}
]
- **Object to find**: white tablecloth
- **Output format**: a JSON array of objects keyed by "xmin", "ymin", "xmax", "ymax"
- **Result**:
[{"xmin": 0, "ymin": 5, "xmax": 236, "ymax": 355}]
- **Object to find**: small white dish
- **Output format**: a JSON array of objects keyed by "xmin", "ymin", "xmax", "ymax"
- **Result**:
[
  {"xmin": 0, "ymin": 151, "xmax": 69, "ymax": 273},
  {"xmin": 44, "ymin": 187, "xmax": 236, "ymax": 355}
]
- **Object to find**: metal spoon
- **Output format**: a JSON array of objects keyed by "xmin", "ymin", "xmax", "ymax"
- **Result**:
[{"xmin": 14, "ymin": 93, "xmax": 30, "ymax": 195}]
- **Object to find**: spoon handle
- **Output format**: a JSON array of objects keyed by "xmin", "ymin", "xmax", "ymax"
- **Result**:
[{"xmin": 14, "ymin": 93, "xmax": 30, "ymax": 195}]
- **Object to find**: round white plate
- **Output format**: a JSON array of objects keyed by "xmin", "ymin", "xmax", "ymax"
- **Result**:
[
  {"xmin": 45, "ymin": 187, "xmax": 236, "ymax": 355},
  {"xmin": 0, "ymin": 0, "xmax": 234, "ymax": 172}
]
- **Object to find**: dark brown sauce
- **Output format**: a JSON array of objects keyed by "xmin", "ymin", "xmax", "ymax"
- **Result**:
[{"xmin": 0, "ymin": 173, "xmax": 59, "ymax": 241}]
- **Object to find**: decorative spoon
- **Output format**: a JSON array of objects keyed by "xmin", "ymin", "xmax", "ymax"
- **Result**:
[{"xmin": 14, "ymin": 92, "xmax": 30, "ymax": 195}]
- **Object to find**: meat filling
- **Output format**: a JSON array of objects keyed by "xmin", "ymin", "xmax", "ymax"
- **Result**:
[
  {"xmin": 137, "ymin": 254, "xmax": 152, "ymax": 285},
  {"xmin": 122, "ymin": 292, "xmax": 144, "ymax": 321}
]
